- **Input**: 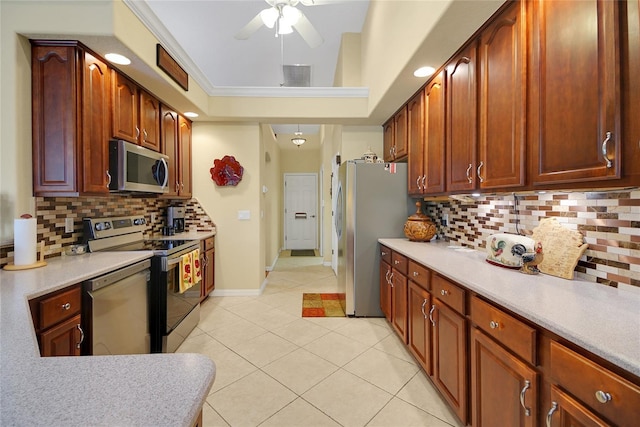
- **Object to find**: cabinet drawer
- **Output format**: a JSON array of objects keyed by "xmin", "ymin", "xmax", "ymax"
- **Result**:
[
  {"xmin": 431, "ymin": 273, "xmax": 465, "ymax": 314},
  {"xmin": 204, "ymin": 236, "xmax": 215, "ymax": 251},
  {"xmin": 408, "ymin": 260, "xmax": 430, "ymax": 290},
  {"xmin": 550, "ymin": 341, "xmax": 640, "ymax": 426},
  {"xmin": 391, "ymin": 252, "xmax": 408, "ymax": 275},
  {"xmin": 38, "ymin": 286, "xmax": 81, "ymax": 330},
  {"xmin": 470, "ymin": 295, "xmax": 536, "ymax": 365},
  {"xmin": 380, "ymin": 245, "xmax": 391, "ymax": 264}
]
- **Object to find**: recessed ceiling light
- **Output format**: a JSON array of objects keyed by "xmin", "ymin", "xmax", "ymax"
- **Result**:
[
  {"xmin": 105, "ymin": 53, "xmax": 131, "ymax": 65},
  {"xmin": 413, "ymin": 66, "xmax": 435, "ymax": 78},
  {"xmin": 184, "ymin": 112, "xmax": 199, "ymax": 118}
]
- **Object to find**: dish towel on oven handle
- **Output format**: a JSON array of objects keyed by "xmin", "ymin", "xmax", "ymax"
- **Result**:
[{"xmin": 179, "ymin": 249, "xmax": 202, "ymax": 293}]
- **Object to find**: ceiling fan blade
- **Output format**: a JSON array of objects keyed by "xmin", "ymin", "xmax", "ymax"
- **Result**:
[
  {"xmin": 293, "ymin": 13, "xmax": 324, "ymax": 48},
  {"xmin": 234, "ymin": 13, "xmax": 265, "ymax": 40}
]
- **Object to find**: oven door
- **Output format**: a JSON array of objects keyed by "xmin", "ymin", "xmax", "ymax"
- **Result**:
[{"xmin": 165, "ymin": 255, "xmax": 202, "ymax": 333}]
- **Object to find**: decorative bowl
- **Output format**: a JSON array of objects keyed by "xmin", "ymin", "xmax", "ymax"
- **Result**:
[{"xmin": 404, "ymin": 201, "xmax": 437, "ymax": 242}]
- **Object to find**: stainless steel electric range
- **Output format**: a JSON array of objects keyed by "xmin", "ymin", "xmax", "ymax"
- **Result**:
[{"xmin": 84, "ymin": 216, "xmax": 201, "ymax": 353}]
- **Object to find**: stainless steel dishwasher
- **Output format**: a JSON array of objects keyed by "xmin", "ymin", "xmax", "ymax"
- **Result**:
[{"xmin": 82, "ymin": 259, "xmax": 151, "ymax": 355}]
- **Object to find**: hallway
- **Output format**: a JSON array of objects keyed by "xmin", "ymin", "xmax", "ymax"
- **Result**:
[{"xmin": 178, "ymin": 254, "xmax": 462, "ymax": 427}]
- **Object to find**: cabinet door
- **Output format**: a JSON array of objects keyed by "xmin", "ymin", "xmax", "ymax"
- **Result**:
[
  {"xmin": 40, "ymin": 314, "xmax": 82, "ymax": 357},
  {"xmin": 407, "ymin": 91, "xmax": 425, "ymax": 196},
  {"xmin": 139, "ymin": 90, "xmax": 161, "ymax": 151},
  {"xmin": 112, "ymin": 71, "xmax": 139, "ymax": 143},
  {"xmin": 391, "ymin": 269, "xmax": 408, "ymax": 343},
  {"xmin": 81, "ymin": 52, "xmax": 111, "ymax": 194},
  {"xmin": 433, "ymin": 299, "xmax": 468, "ymax": 424},
  {"xmin": 205, "ymin": 247, "xmax": 215, "ymax": 296},
  {"xmin": 423, "ymin": 72, "xmax": 446, "ymax": 194},
  {"xmin": 31, "ymin": 44, "xmax": 79, "ymax": 194},
  {"xmin": 471, "ymin": 328, "xmax": 537, "ymax": 427},
  {"xmin": 478, "ymin": 1, "xmax": 526, "ymax": 189},
  {"xmin": 446, "ymin": 42, "xmax": 477, "ymax": 192},
  {"xmin": 546, "ymin": 385, "xmax": 608, "ymax": 427},
  {"xmin": 383, "ymin": 119, "xmax": 395, "ymax": 162},
  {"xmin": 380, "ymin": 261, "xmax": 392, "ymax": 321},
  {"xmin": 529, "ymin": 0, "xmax": 620, "ymax": 184},
  {"xmin": 621, "ymin": 0, "xmax": 640, "ymax": 184},
  {"xmin": 394, "ymin": 106, "xmax": 408, "ymax": 160},
  {"xmin": 178, "ymin": 115, "xmax": 193, "ymax": 198},
  {"xmin": 408, "ymin": 281, "xmax": 432, "ymax": 375},
  {"xmin": 161, "ymin": 107, "xmax": 179, "ymax": 197}
]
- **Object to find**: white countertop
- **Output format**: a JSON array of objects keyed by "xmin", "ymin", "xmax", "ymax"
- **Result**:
[
  {"xmin": 379, "ymin": 238, "xmax": 640, "ymax": 378},
  {"xmin": 0, "ymin": 252, "xmax": 216, "ymax": 426}
]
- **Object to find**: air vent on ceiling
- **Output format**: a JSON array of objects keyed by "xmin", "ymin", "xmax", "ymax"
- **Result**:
[{"xmin": 283, "ymin": 64, "xmax": 311, "ymax": 87}]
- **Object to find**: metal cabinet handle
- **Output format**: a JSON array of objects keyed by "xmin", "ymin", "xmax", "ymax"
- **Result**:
[
  {"xmin": 394, "ymin": 260, "xmax": 400, "ymax": 265},
  {"xmin": 490, "ymin": 320, "xmax": 500, "ymax": 329},
  {"xmin": 420, "ymin": 299, "xmax": 428, "ymax": 318},
  {"xmin": 546, "ymin": 402, "xmax": 558, "ymax": 427},
  {"xmin": 135, "ymin": 126, "xmax": 140, "ymax": 140},
  {"xmin": 421, "ymin": 175, "xmax": 426, "ymax": 189},
  {"xmin": 601, "ymin": 131, "xmax": 613, "ymax": 168},
  {"xmin": 412, "ymin": 271, "xmax": 419, "ymax": 277},
  {"xmin": 385, "ymin": 270, "xmax": 391, "ymax": 284},
  {"xmin": 477, "ymin": 161, "xmax": 484, "ymax": 183},
  {"xmin": 143, "ymin": 129, "xmax": 148, "ymax": 143},
  {"xmin": 440, "ymin": 289, "xmax": 448, "ymax": 296},
  {"xmin": 106, "ymin": 170, "xmax": 111, "ymax": 188},
  {"xmin": 381, "ymin": 251, "xmax": 387, "ymax": 256},
  {"xmin": 392, "ymin": 146, "xmax": 397, "ymax": 157},
  {"xmin": 389, "ymin": 272, "xmax": 394, "ymax": 287},
  {"xmin": 416, "ymin": 176, "xmax": 422, "ymax": 190},
  {"xmin": 520, "ymin": 380, "xmax": 531, "ymax": 416},
  {"xmin": 61, "ymin": 303, "xmax": 71, "ymax": 311},
  {"xmin": 176, "ymin": 181, "xmax": 180, "ymax": 193},
  {"xmin": 429, "ymin": 305, "xmax": 436, "ymax": 326},
  {"xmin": 595, "ymin": 390, "xmax": 612, "ymax": 404},
  {"xmin": 466, "ymin": 163, "xmax": 473, "ymax": 183},
  {"xmin": 76, "ymin": 324, "xmax": 85, "ymax": 349}
]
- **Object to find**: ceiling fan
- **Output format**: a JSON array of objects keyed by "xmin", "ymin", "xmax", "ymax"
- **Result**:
[{"xmin": 234, "ymin": 0, "xmax": 328, "ymax": 48}]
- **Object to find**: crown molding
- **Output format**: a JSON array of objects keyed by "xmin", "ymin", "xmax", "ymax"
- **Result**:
[{"xmin": 210, "ymin": 86, "xmax": 369, "ymax": 98}]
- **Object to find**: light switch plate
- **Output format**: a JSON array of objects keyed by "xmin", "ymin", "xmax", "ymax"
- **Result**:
[
  {"xmin": 65, "ymin": 217, "xmax": 74, "ymax": 233},
  {"xmin": 238, "ymin": 210, "xmax": 250, "ymax": 220}
]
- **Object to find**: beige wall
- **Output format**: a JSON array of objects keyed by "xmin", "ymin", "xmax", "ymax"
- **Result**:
[
  {"xmin": 340, "ymin": 126, "xmax": 384, "ymax": 163},
  {"xmin": 192, "ymin": 122, "xmax": 264, "ymax": 294},
  {"xmin": 334, "ymin": 33, "xmax": 362, "ymax": 87},
  {"xmin": 261, "ymin": 125, "xmax": 281, "ymax": 270}
]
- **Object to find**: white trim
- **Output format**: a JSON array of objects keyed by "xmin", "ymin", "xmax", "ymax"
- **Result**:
[
  {"xmin": 210, "ymin": 279, "xmax": 267, "ymax": 297},
  {"xmin": 265, "ymin": 253, "xmax": 280, "ymax": 272},
  {"xmin": 210, "ymin": 86, "xmax": 369, "ymax": 98},
  {"xmin": 323, "ymin": 261, "xmax": 332, "ymax": 267}
]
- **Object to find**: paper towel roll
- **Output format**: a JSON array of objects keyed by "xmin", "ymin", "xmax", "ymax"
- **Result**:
[{"xmin": 14, "ymin": 218, "xmax": 37, "ymax": 265}]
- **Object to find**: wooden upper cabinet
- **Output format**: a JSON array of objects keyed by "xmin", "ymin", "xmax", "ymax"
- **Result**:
[
  {"xmin": 478, "ymin": 0, "xmax": 526, "ymax": 189},
  {"xmin": 407, "ymin": 91, "xmax": 424, "ymax": 195},
  {"xmin": 529, "ymin": 0, "xmax": 621, "ymax": 184},
  {"xmin": 620, "ymin": 0, "xmax": 640, "ymax": 185},
  {"xmin": 394, "ymin": 105, "xmax": 409, "ymax": 160},
  {"xmin": 31, "ymin": 41, "xmax": 111, "ymax": 196},
  {"xmin": 423, "ymin": 71, "xmax": 446, "ymax": 194},
  {"xmin": 161, "ymin": 106, "xmax": 179, "ymax": 197},
  {"xmin": 112, "ymin": 71, "xmax": 139, "ymax": 143},
  {"xmin": 383, "ymin": 119, "xmax": 395, "ymax": 162},
  {"xmin": 178, "ymin": 115, "xmax": 193, "ymax": 198},
  {"xmin": 446, "ymin": 42, "xmax": 478, "ymax": 192},
  {"xmin": 139, "ymin": 90, "xmax": 161, "ymax": 151}
]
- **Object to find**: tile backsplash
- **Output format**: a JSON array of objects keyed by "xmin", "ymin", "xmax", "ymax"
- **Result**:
[
  {"xmin": 424, "ymin": 188, "xmax": 640, "ymax": 289},
  {"xmin": 0, "ymin": 195, "xmax": 215, "ymax": 267}
]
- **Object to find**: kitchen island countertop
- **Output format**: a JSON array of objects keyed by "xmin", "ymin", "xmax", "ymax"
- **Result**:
[
  {"xmin": 379, "ymin": 238, "xmax": 640, "ymax": 378},
  {"xmin": 0, "ymin": 251, "xmax": 216, "ymax": 426}
]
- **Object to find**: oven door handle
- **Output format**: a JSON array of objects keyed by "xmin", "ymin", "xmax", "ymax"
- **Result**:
[{"xmin": 168, "ymin": 257, "xmax": 182, "ymax": 267}]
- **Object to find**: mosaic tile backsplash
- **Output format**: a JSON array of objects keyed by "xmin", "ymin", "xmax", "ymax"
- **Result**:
[
  {"xmin": 0, "ymin": 195, "xmax": 215, "ymax": 267},
  {"xmin": 423, "ymin": 188, "xmax": 640, "ymax": 289}
]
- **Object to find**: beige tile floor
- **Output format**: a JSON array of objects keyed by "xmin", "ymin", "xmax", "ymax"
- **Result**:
[{"xmin": 178, "ymin": 254, "xmax": 464, "ymax": 427}]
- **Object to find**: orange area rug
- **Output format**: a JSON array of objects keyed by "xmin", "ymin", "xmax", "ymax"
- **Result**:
[{"xmin": 302, "ymin": 293, "xmax": 346, "ymax": 317}]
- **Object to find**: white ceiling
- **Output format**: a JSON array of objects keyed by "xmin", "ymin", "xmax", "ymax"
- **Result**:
[{"xmin": 139, "ymin": 0, "xmax": 370, "ymax": 138}]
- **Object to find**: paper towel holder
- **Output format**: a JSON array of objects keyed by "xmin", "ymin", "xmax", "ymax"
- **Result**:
[{"xmin": 3, "ymin": 241, "xmax": 47, "ymax": 271}]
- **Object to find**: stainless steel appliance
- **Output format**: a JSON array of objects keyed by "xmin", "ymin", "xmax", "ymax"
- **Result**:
[
  {"xmin": 83, "ymin": 259, "xmax": 151, "ymax": 355},
  {"xmin": 336, "ymin": 161, "xmax": 409, "ymax": 317},
  {"xmin": 167, "ymin": 206, "xmax": 186, "ymax": 233},
  {"xmin": 109, "ymin": 139, "xmax": 169, "ymax": 194},
  {"xmin": 84, "ymin": 216, "xmax": 201, "ymax": 353}
]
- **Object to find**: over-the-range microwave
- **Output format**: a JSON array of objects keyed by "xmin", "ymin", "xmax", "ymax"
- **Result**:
[{"xmin": 109, "ymin": 139, "xmax": 169, "ymax": 194}]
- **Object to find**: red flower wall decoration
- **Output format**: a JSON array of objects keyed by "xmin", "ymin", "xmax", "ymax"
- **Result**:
[{"xmin": 210, "ymin": 155, "xmax": 244, "ymax": 186}]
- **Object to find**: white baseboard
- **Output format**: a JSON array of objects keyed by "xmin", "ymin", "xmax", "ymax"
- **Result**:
[
  {"xmin": 265, "ymin": 253, "xmax": 280, "ymax": 272},
  {"xmin": 323, "ymin": 261, "xmax": 332, "ymax": 267}
]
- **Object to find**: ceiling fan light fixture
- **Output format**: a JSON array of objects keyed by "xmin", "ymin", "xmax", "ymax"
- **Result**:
[
  {"xmin": 278, "ymin": 19, "xmax": 294, "ymax": 34},
  {"xmin": 282, "ymin": 5, "xmax": 302, "ymax": 26},
  {"xmin": 260, "ymin": 8, "xmax": 279, "ymax": 28}
]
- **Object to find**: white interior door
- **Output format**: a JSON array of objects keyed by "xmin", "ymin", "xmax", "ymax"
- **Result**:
[{"xmin": 284, "ymin": 173, "xmax": 318, "ymax": 250}]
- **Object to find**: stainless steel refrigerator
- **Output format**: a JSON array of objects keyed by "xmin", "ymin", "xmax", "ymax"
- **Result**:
[{"xmin": 336, "ymin": 161, "xmax": 409, "ymax": 317}]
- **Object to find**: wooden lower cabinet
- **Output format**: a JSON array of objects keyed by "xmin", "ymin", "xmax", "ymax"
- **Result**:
[
  {"xmin": 433, "ymin": 298, "xmax": 468, "ymax": 424},
  {"xmin": 201, "ymin": 237, "xmax": 215, "ymax": 300},
  {"xmin": 408, "ymin": 281, "xmax": 432, "ymax": 375},
  {"xmin": 546, "ymin": 385, "xmax": 608, "ymax": 427},
  {"xmin": 380, "ymin": 261, "xmax": 392, "ymax": 321},
  {"xmin": 471, "ymin": 328, "xmax": 538, "ymax": 427},
  {"xmin": 391, "ymin": 267, "xmax": 408, "ymax": 344},
  {"xmin": 40, "ymin": 314, "xmax": 82, "ymax": 357}
]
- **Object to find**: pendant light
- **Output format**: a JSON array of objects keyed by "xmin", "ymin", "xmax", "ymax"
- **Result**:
[{"xmin": 291, "ymin": 124, "xmax": 306, "ymax": 147}]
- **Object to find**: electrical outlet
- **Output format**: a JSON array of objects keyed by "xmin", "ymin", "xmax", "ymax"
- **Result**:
[
  {"xmin": 442, "ymin": 214, "xmax": 449, "ymax": 227},
  {"xmin": 151, "ymin": 213, "xmax": 157, "ymax": 223},
  {"xmin": 65, "ymin": 218, "xmax": 74, "ymax": 233}
]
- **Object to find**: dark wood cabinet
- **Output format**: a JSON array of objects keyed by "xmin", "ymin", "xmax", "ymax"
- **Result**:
[
  {"xmin": 446, "ymin": 42, "xmax": 478, "ymax": 193},
  {"xmin": 407, "ymin": 91, "xmax": 424, "ymax": 195},
  {"xmin": 546, "ymin": 385, "xmax": 608, "ymax": 427},
  {"xmin": 32, "ymin": 42, "xmax": 111, "ymax": 196},
  {"xmin": 390, "ymin": 264, "xmax": 408, "ymax": 344},
  {"xmin": 422, "ymin": 72, "xmax": 446, "ymax": 194},
  {"xmin": 383, "ymin": 106, "xmax": 408, "ymax": 162},
  {"xmin": 382, "ymin": 118, "xmax": 395, "ymax": 162},
  {"xmin": 380, "ymin": 260, "xmax": 392, "ymax": 321},
  {"xmin": 408, "ymin": 280, "xmax": 432, "ymax": 375},
  {"xmin": 112, "ymin": 71, "xmax": 161, "ymax": 151},
  {"xmin": 529, "ymin": 0, "xmax": 621, "ymax": 185},
  {"xmin": 471, "ymin": 328, "xmax": 538, "ymax": 427},
  {"xmin": 30, "ymin": 284, "xmax": 83, "ymax": 357},
  {"xmin": 161, "ymin": 107, "xmax": 192, "ymax": 198},
  {"xmin": 201, "ymin": 237, "xmax": 215, "ymax": 299},
  {"xmin": 478, "ymin": 0, "xmax": 526, "ymax": 189}
]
